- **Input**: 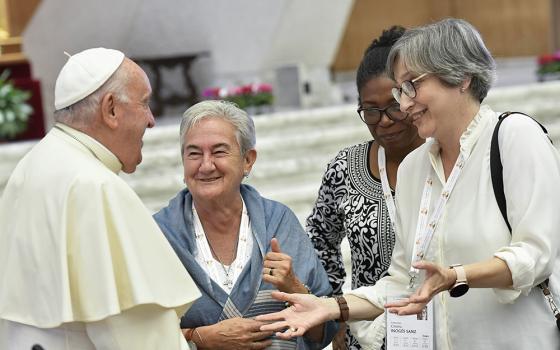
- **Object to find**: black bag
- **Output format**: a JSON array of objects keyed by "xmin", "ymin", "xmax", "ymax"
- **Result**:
[{"xmin": 490, "ymin": 111, "xmax": 560, "ymax": 331}]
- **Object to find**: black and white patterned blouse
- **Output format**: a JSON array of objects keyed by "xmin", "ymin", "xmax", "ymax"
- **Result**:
[{"xmin": 306, "ymin": 141, "xmax": 395, "ymax": 350}]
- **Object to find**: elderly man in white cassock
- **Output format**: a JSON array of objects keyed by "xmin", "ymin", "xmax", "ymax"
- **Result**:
[{"xmin": 0, "ymin": 48, "xmax": 200, "ymax": 350}]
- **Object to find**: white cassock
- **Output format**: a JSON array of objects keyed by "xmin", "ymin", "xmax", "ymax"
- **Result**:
[{"xmin": 0, "ymin": 123, "xmax": 201, "ymax": 350}]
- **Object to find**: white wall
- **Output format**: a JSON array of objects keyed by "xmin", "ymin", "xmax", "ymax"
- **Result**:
[{"xmin": 22, "ymin": 0, "xmax": 353, "ymax": 125}]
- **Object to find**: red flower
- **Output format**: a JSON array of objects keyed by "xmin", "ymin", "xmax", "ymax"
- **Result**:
[
  {"xmin": 240, "ymin": 84, "xmax": 253, "ymax": 95},
  {"xmin": 256, "ymin": 83, "xmax": 273, "ymax": 93},
  {"xmin": 538, "ymin": 54, "xmax": 556, "ymax": 66},
  {"xmin": 202, "ymin": 87, "xmax": 220, "ymax": 98}
]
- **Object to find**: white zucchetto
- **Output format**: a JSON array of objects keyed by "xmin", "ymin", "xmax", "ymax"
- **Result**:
[{"xmin": 54, "ymin": 48, "xmax": 125, "ymax": 110}]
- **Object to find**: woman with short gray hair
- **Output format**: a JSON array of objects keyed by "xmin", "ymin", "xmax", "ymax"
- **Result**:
[
  {"xmin": 154, "ymin": 100, "xmax": 337, "ymax": 349},
  {"xmin": 179, "ymin": 100, "xmax": 256, "ymax": 157},
  {"xmin": 386, "ymin": 18, "xmax": 495, "ymax": 103},
  {"xmin": 256, "ymin": 18, "xmax": 560, "ymax": 349}
]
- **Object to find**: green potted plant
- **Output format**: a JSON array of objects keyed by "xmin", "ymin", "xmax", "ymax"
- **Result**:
[{"xmin": 0, "ymin": 70, "xmax": 33, "ymax": 140}]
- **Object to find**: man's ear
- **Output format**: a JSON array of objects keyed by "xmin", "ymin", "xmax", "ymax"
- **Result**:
[{"xmin": 100, "ymin": 92, "xmax": 119, "ymax": 129}]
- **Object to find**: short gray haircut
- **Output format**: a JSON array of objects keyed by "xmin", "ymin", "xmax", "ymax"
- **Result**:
[
  {"xmin": 53, "ymin": 62, "xmax": 131, "ymax": 126},
  {"xmin": 180, "ymin": 100, "xmax": 256, "ymax": 157},
  {"xmin": 387, "ymin": 18, "xmax": 496, "ymax": 102}
]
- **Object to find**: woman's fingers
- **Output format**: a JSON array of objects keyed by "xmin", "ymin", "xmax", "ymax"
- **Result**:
[
  {"xmin": 409, "ymin": 286, "xmax": 433, "ymax": 303},
  {"xmin": 249, "ymin": 329, "xmax": 275, "ymax": 341},
  {"xmin": 270, "ymin": 291, "xmax": 293, "ymax": 303},
  {"xmin": 384, "ymin": 298, "xmax": 411, "ymax": 308},
  {"xmin": 259, "ymin": 320, "xmax": 289, "ymax": 331},
  {"xmin": 412, "ymin": 260, "xmax": 433, "ymax": 270},
  {"xmin": 275, "ymin": 326, "xmax": 305, "ymax": 339},
  {"xmin": 387, "ymin": 302, "xmax": 426, "ymax": 316},
  {"xmin": 264, "ymin": 252, "xmax": 289, "ymax": 262},
  {"xmin": 255, "ymin": 311, "xmax": 286, "ymax": 323}
]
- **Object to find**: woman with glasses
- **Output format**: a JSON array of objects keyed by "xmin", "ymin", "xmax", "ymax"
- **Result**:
[
  {"xmin": 306, "ymin": 26, "xmax": 423, "ymax": 349},
  {"xmin": 257, "ymin": 18, "xmax": 560, "ymax": 349}
]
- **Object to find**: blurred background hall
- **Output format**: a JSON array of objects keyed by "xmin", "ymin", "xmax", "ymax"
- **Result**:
[{"xmin": 2, "ymin": 0, "xmax": 560, "ymax": 326}]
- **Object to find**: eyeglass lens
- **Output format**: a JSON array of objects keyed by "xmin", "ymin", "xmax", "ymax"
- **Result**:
[
  {"xmin": 392, "ymin": 81, "xmax": 416, "ymax": 103},
  {"xmin": 392, "ymin": 73, "xmax": 427, "ymax": 103},
  {"xmin": 360, "ymin": 104, "xmax": 405, "ymax": 125}
]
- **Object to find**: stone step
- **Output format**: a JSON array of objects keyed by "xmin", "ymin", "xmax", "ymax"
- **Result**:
[
  {"xmin": 133, "ymin": 121, "xmax": 369, "ymax": 176},
  {"xmin": 3, "ymin": 81, "xmax": 560, "ymax": 205}
]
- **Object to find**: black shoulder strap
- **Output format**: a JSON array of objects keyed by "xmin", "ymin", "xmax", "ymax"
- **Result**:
[
  {"xmin": 490, "ymin": 111, "xmax": 551, "ymax": 233},
  {"xmin": 490, "ymin": 112, "xmax": 559, "ymax": 332}
]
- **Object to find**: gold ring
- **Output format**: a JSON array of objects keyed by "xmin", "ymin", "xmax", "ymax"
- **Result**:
[{"xmin": 289, "ymin": 327, "xmax": 297, "ymax": 332}]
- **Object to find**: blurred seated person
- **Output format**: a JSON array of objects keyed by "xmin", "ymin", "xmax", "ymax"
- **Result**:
[{"xmin": 153, "ymin": 100, "xmax": 337, "ymax": 349}]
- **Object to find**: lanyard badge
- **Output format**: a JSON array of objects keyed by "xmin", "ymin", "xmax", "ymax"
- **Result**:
[{"xmin": 408, "ymin": 153, "xmax": 468, "ymax": 289}]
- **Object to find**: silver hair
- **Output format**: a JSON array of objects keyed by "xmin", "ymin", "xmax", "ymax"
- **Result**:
[
  {"xmin": 53, "ymin": 62, "xmax": 131, "ymax": 126},
  {"xmin": 386, "ymin": 18, "xmax": 496, "ymax": 102},
  {"xmin": 179, "ymin": 100, "xmax": 256, "ymax": 157}
]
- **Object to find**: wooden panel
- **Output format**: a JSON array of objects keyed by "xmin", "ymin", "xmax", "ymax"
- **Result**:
[
  {"xmin": 451, "ymin": 0, "xmax": 551, "ymax": 57},
  {"xmin": 0, "ymin": 0, "xmax": 8, "ymax": 37},
  {"xmin": 554, "ymin": 0, "xmax": 560, "ymax": 51},
  {"xmin": 333, "ymin": 0, "xmax": 552, "ymax": 71},
  {"xmin": 3, "ymin": 0, "xmax": 41, "ymax": 36},
  {"xmin": 333, "ymin": 0, "xmax": 452, "ymax": 71}
]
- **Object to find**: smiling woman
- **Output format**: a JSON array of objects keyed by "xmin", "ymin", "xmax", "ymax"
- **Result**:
[
  {"xmin": 182, "ymin": 117, "xmax": 253, "ymax": 203},
  {"xmin": 306, "ymin": 25, "xmax": 424, "ymax": 350},
  {"xmin": 153, "ymin": 100, "xmax": 338, "ymax": 350},
  {"xmin": 256, "ymin": 18, "xmax": 560, "ymax": 350}
]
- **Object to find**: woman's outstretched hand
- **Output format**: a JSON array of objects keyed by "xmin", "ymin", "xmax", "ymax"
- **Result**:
[
  {"xmin": 385, "ymin": 260, "xmax": 455, "ymax": 315},
  {"xmin": 255, "ymin": 291, "xmax": 337, "ymax": 340}
]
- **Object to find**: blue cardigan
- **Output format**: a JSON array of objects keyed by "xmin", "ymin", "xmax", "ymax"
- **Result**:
[{"xmin": 154, "ymin": 184, "xmax": 337, "ymax": 349}]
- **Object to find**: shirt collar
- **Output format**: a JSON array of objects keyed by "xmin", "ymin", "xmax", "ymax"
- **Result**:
[
  {"xmin": 427, "ymin": 105, "xmax": 493, "ymax": 182},
  {"xmin": 54, "ymin": 123, "xmax": 122, "ymax": 173},
  {"xmin": 428, "ymin": 104, "xmax": 492, "ymax": 158}
]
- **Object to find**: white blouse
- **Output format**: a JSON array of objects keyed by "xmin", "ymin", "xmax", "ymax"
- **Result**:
[
  {"xmin": 193, "ymin": 199, "xmax": 253, "ymax": 294},
  {"xmin": 347, "ymin": 105, "xmax": 560, "ymax": 350}
]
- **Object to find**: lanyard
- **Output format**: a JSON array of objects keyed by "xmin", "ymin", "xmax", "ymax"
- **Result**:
[
  {"xmin": 408, "ymin": 152, "xmax": 468, "ymax": 289},
  {"xmin": 377, "ymin": 145, "xmax": 397, "ymax": 227}
]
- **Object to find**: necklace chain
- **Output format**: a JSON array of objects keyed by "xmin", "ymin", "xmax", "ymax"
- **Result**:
[{"xmin": 205, "ymin": 228, "xmax": 240, "ymax": 287}]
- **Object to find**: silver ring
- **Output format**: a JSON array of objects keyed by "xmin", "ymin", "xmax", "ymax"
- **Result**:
[{"xmin": 269, "ymin": 268, "xmax": 274, "ymax": 276}]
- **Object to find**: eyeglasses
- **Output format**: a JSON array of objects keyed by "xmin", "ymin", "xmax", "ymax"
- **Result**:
[
  {"xmin": 357, "ymin": 102, "xmax": 407, "ymax": 125},
  {"xmin": 392, "ymin": 73, "xmax": 428, "ymax": 103}
]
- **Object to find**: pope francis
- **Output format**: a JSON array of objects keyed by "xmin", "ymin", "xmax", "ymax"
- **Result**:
[{"xmin": 0, "ymin": 48, "xmax": 200, "ymax": 349}]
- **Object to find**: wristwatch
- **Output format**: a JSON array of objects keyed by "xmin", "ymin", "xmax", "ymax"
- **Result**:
[{"xmin": 449, "ymin": 264, "xmax": 469, "ymax": 297}]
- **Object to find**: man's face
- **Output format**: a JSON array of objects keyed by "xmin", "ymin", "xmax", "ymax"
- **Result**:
[{"xmin": 114, "ymin": 62, "xmax": 155, "ymax": 173}]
